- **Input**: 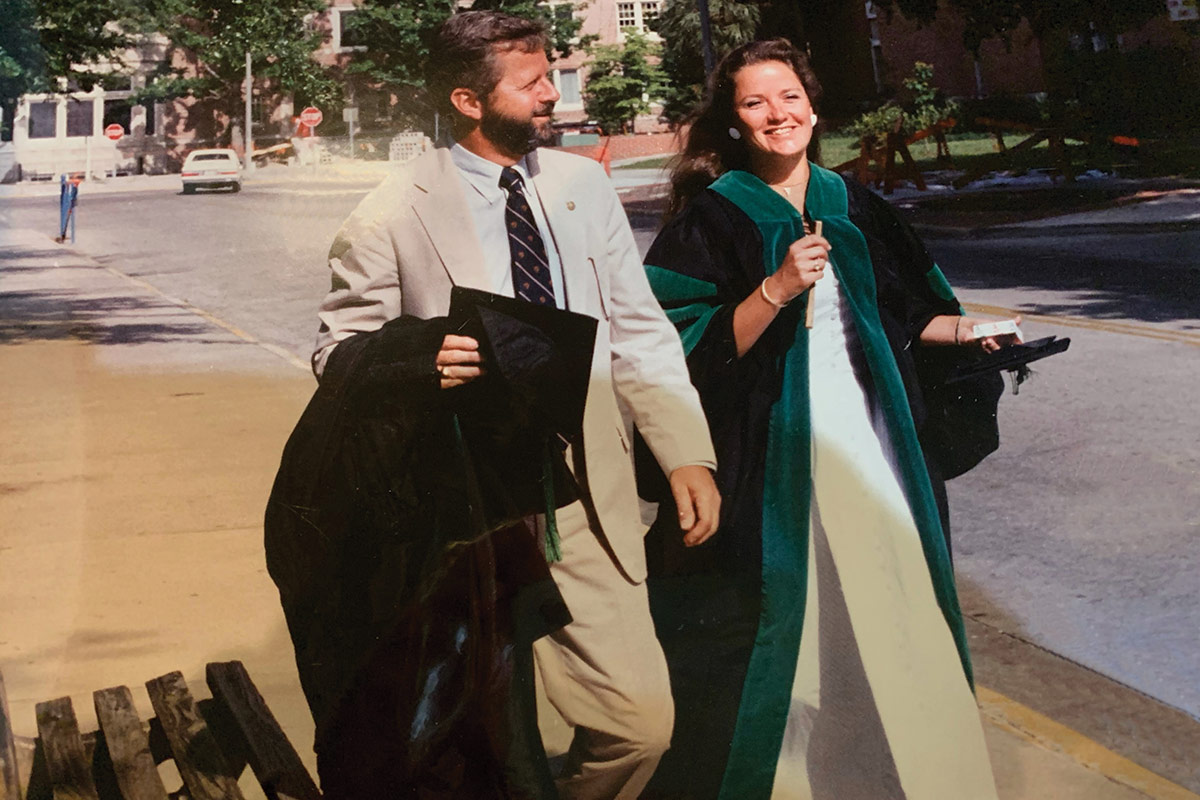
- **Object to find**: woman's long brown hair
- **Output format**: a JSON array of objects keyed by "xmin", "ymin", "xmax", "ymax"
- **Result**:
[{"xmin": 665, "ymin": 38, "xmax": 824, "ymax": 220}]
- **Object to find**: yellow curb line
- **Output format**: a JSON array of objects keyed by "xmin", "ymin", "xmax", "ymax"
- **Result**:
[
  {"xmin": 963, "ymin": 302, "xmax": 1200, "ymax": 347},
  {"xmin": 98, "ymin": 266, "xmax": 311, "ymax": 372},
  {"xmin": 977, "ymin": 687, "xmax": 1200, "ymax": 800}
]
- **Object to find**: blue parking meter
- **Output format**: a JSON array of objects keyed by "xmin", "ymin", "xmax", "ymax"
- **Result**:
[{"xmin": 58, "ymin": 174, "xmax": 78, "ymax": 243}]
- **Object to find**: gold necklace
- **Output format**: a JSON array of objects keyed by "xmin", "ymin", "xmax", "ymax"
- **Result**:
[{"xmin": 770, "ymin": 180, "xmax": 806, "ymax": 197}]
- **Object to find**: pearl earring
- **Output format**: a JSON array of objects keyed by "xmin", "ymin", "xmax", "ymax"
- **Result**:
[
  {"xmin": 810, "ymin": 113, "xmax": 818, "ymax": 126},
  {"xmin": 728, "ymin": 127, "xmax": 741, "ymax": 140}
]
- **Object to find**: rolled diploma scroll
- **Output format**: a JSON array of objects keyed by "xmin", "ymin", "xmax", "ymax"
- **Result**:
[{"xmin": 805, "ymin": 219, "xmax": 822, "ymax": 329}]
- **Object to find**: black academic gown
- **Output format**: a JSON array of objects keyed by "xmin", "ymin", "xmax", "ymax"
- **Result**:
[
  {"xmin": 264, "ymin": 314, "xmax": 569, "ymax": 800},
  {"xmin": 638, "ymin": 170, "xmax": 1000, "ymax": 799}
]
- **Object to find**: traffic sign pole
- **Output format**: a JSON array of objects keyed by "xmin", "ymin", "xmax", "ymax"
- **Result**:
[
  {"xmin": 244, "ymin": 51, "xmax": 254, "ymax": 174},
  {"xmin": 298, "ymin": 107, "xmax": 323, "ymax": 170}
]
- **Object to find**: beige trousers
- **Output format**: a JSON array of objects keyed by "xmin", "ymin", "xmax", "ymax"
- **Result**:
[{"xmin": 533, "ymin": 500, "xmax": 674, "ymax": 800}]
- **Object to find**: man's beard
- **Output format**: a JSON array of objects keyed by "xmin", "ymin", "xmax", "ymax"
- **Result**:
[{"xmin": 479, "ymin": 102, "xmax": 556, "ymax": 156}]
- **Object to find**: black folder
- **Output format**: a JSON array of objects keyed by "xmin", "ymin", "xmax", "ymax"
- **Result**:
[{"xmin": 945, "ymin": 336, "xmax": 1071, "ymax": 385}]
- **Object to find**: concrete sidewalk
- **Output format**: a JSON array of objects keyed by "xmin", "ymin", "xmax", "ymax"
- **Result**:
[{"xmin": 0, "ymin": 227, "xmax": 1193, "ymax": 799}]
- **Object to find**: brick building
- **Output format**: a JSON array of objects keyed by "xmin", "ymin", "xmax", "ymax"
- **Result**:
[
  {"xmin": 548, "ymin": 0, "xmax": 667, "ymax": 131},
  {"xmin": 822, "ymin": 0, "xmax": 1200, "ymax": 108}
]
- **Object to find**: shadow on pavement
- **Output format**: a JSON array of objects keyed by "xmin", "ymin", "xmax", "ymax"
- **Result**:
[
  {"xmin": 931, "ymin": 238, "xmax": 1200, "ymax": 327},
  {"xmin": 0, "ymin": 287, "xmax": 235, "ymax": 346}
]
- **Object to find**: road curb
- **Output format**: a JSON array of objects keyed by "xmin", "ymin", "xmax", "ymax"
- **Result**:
[
  {"xmin": 914, "ymin": 219, "xmax": 1200, "ymax": 239},
  {"xmin": 978, "ymin": 687, "xmax": 1200, "ymax": 800}
]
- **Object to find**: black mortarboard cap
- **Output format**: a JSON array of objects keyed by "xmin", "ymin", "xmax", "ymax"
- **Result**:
[
  {"xmin": 445, "ymin": 287, "xmax": 598, "ymax": 529},
  {"xmin": 448, "ymin": 286, "xmax": 597, "ymax": 440}
]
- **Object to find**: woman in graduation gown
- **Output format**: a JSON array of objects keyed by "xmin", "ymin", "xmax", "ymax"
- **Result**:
[{"xmin": 640, "ymin": 39, "xmax": 1016, "ymax": 799}]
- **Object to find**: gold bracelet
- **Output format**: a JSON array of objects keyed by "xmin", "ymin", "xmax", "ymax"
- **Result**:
[{"xmin": 760, "ymin": 278, "xmax": 790, "ymax": 309}]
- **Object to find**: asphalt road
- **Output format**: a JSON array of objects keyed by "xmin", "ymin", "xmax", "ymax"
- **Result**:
[{"xmin": 3, "ymin": 178, "xmax": 1198, "ymax": 728}]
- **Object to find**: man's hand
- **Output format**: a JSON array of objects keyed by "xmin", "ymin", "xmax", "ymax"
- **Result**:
[
  {"xmin": 436, "ymin": 334, "xmax": 484, "ymax": 389},
  {"xmin": 669, "ymin": 464, "xmax": 721, "ymax": 547}
]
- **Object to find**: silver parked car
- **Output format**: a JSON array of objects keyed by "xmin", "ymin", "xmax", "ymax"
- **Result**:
[{"xmin": 181, "ymin": 149, "xmax": 242, "ymax": 194}]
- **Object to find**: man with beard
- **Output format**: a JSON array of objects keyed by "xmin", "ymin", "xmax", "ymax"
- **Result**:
[{"xmin": 293, "ymin": 10, "xmax": 720, "ymax": 800}]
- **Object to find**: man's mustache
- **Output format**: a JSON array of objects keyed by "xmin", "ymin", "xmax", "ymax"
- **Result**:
[{"xmin": 534, "ymin": 102, "xmax": 556, "ymax": 117}]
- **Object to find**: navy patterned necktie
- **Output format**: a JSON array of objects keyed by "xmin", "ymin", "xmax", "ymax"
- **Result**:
[{"xmin": 500, "ymin": 167, "xmax": 555, "ymax": 306}]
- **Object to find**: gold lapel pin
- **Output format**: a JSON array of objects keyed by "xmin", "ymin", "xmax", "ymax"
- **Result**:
[{"xmin": 566, "ymin": 201, "xmax": 576, "ymax": 211}]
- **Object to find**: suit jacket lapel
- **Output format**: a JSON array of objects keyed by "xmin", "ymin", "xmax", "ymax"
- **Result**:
[
  {"xmin": 528, "ymin": 151, "xmax": 591, "ymax": 314},
  {"xmin": 410, "ymin": 148, "xmax": 492, "ymax": 291}
]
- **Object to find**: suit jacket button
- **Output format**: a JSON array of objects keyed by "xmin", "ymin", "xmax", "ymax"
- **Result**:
[{"xmin": 566, "ymin": 201, "xmax": 576, "ymax": 211}]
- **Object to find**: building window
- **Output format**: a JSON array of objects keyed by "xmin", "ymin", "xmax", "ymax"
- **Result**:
[
  {"xmin": 103, "ymin": 98, "xmax": 132, "ymax": 136},
  {"xmin": 617, "ymin": 1, "xmax": 660, "ymax": 35},
  {"xmin": 556, "ymin": 69, "xmax": 582, "ymax": 107},
  {"xmin": 333, "ymin": 7, "xmax": 367, "ymax": 52},
  {"xmin": 29, "ymin": 101, "xmax": 57, "ymax": 138},
  {"xmin": 1, "ymin": 99, "xmax": 14, "ymax": 141},
  {"xmin": 617, "ymin": 2, "xmax": 637, "ymax": 30},
  {"xmin": 252, "ymin": 96, "xmax": 272, "ymax": 127},
  {"xmin": 66, "ymin": 99, "xmax": 93, "ymax": 137},
  {"xmin": 368, "ymin": 91, "xmax": 392, "ymax": 122}
]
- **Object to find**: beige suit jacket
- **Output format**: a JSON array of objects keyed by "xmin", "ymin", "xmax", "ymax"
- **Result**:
[{"xmin": 312, "ymin": 146, "xmax": 715, "ymax": 582}]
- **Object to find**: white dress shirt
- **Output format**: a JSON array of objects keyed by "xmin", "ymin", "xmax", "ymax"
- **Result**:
[{"xmin": 450, "ymin": 143, "xmax": 567, "ymax": 309}]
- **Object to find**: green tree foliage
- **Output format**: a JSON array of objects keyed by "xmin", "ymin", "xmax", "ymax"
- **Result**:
[
  {"xmin": 582, "ymin": 30, "xmax": 666, "ymax": 135},
  {"xmin": 142, "ymin": 0, "xmax": 339, "ymax": 119},
  {"xmin": 342, "ymin": 0, "xmax": 586, "ymax": 127},
  {"xmin": 845, "ymin": 61, "xmax": 957, "ymax": 145},
  {"xmin": 1, "ymin": 0, "xmax": 147, "ymax": 139},
  {"xmin": 654, "ymin": 0, "xmax": 759, "ymax": 122},
  {"xmin": 1, "ymin": 0, "xmax": 136, "ymax": 101},
  {"xmin": 340, "ymin": 0, "xmax": 455, "ymax": 114}
]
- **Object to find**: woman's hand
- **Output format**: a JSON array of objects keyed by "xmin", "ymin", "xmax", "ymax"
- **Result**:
[
  {"xmin": 959, "ymin": 315, "xmax": 1023, "ymax": 353},
  {"xmin": 920, "ymin": 315, "xmax": 1023, "ymax": 351},
  {"xmin": 765, "ymin": 233, "xmax": 832, "ymax": 305},
  {"xmin": 732, "ymin": 232, "xmax": 831, "ymax": 356}
]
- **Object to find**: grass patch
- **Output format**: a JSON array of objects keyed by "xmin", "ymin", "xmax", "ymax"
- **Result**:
[
  {"xmin": 613, "ymin": 130, "xmax": 1200, "ymax": 179},
  {"xmin": 817, "ymin": 131, "xmax": 1123, "ymax": 180},
  {"xmin": 614, "ymin": 154, "xmax": 674, "ymax": 170}
]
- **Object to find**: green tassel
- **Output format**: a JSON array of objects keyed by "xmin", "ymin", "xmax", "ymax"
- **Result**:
[{"xmin": 542, "ymin": 445, "xmax": 563, "ymax": 563}]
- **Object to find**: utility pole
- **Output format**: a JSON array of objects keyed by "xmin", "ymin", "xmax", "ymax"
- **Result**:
[
  {"xmin": 244, "ymin": 51, "xmax": 254, "ymax": 173},
  {"xmin": 696, "ymin": 0, "xmax": 716, "ymax": 75}
]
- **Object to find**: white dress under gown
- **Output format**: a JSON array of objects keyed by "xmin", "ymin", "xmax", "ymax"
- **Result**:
[{"xmin": 768, "ymin": 264, "xmax": 999, "ymax": 800}]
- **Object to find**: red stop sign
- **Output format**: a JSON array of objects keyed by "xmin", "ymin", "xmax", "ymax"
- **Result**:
[
  {"xmin": 299, "ymin": 106, "xmax": 323, "ymax": 129},
  {"xmin": 104, "ymin": 123, "xmax": 124, "ymax": 141}
]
